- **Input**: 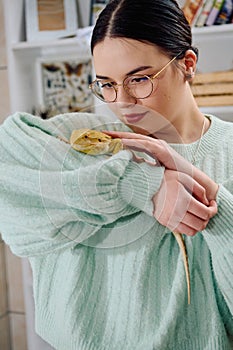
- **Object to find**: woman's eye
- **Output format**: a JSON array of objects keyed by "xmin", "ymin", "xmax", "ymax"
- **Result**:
[
  {"xmin": 130, "ymin": 76, "xmax": 149, "ymax": 84},
  {"xmin": 100, "ymin": 82, "xmax": 114, "ymax": 89}
]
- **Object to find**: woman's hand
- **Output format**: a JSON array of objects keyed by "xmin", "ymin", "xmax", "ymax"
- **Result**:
[
  {"xmin": 104, "ymin": 131, "xmax": 218, "ymax": 235},
  {"xmin": 153, "ymin": 169, "xmax": 217, "ymax": 236},
  {"xmin": 104, "ymin": 131, "xmax": 219, "ymax": 201}
]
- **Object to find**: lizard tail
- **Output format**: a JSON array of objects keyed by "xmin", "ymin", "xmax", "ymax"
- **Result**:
[{"xmin": 173, "ymin": 231, "xmax": 191, "ymax": 305}]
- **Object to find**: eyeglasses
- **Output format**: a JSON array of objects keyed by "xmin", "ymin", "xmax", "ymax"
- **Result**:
[{"xmin": 89, "ymin": 55, "xmax": 178, "ymax": 103}]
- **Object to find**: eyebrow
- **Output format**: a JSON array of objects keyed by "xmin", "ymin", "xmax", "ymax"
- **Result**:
[{"xmin": 96, "ymin": 65, "xmax": 153, "ymax": 80}]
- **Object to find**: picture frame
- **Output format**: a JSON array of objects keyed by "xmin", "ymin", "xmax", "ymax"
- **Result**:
[
  {"xmin": 35, "ymin": 55, "xmax": 94, "ymax": 114},
  {"xmin": 90, "ymin": 0, "xmax": 109, "ymax": 25},
  {"xmin": 25, "ymin": 0, "xmax": 78, "ymax": 42}
]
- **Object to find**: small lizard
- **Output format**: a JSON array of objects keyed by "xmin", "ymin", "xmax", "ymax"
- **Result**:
[
  {"xmin": 63, "ymin": 128, "xmax": 123, "ymax": 155},
  {"xmin": 58, "ymin": 128, "xmax": 191, "ymax": 304}
]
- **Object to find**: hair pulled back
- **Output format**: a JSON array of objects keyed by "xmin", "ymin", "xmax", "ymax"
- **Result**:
[{"xmin": 91, "ymin": 0, "xmax": 198, "ymax": 59}]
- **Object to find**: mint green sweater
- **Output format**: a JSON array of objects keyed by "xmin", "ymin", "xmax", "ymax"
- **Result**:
[{"xmin": 0, "ymin": 112, "xmax": 233, "ymax": 350}]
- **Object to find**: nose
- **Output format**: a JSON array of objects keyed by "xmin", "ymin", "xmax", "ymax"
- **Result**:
[{"xmin": 115, "ymin": 85, "xmax": 137, "ymax": 107}]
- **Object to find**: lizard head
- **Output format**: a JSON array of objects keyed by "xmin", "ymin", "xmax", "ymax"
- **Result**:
[{"xmin": 70, "ymin": 128, "xmax": 123, "ymax": 155}]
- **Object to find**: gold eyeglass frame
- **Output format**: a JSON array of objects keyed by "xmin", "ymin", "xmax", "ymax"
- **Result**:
[{"xmin": 89, "ymin": 54, "xmax": 179, "ymax": 103}]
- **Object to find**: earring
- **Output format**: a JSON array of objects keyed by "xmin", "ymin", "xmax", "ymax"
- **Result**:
[{"xmin": 186, "ymin": 67, "xmax": 194, "ymax": 81}]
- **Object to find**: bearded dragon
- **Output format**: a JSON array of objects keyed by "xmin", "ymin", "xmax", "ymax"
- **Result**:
[
  {"xmin": 68, "ymin": 128, "xmax": 123, "ymax": 154},
  {"xmin": 58, "ymin": 128, "xmax": 191, "ymax": 304}
]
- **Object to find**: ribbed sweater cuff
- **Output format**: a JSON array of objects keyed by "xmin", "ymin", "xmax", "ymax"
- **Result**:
[
  {"xmin": 118, "ymin": 162, "xmax": 164, "ymax": 216},
  {"xmin": 203, "ymin": 184, "xmax": 233, "ymax": 251}
]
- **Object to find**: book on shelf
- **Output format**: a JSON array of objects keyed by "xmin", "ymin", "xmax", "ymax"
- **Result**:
[
  {"xmin": 194, "ymin": 0, "xmax": 215, "ymax": 26},
  {"xmin": 192, "ymin": 1, "xmax": 207, "ymax": 25},
  {"xmin": 182, "ymin": 0, "xmax": 204, "ymax": 25},
  {"xmin": 205, "ymin": 0, "xmax": 225, "ymax": 25},
  {"xmin": 191, "ymin": 70, "xmax": 233, "ymax": 107},
  {"xmin": 214, "ymin": 0, "xmax": 233, "ymax": 24}
]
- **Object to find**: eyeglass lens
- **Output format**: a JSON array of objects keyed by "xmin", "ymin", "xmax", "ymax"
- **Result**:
[{"xmin": 91, "ymin": 74, "xmax": 158, "ymax": 102}]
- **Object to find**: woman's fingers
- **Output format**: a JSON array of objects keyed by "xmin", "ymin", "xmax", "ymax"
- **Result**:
[
  {"xmin": 107, "ymin": 133, "xmax": 192, "ymax": 175},
  {"xmin": 106, "ymin": 132, "xmax": 219, "ymax": 202},
  {"xmin": 104, "ymin": 131, "xmax": 173, "ymax": 162},
  {"xmin": 187, "ymin": 197, "xmax": 217, "ymax": 220},
  {"xmin": 179, "ymin": 201, "xmax": 217, "ymax": 234},
  {"xmin": 104, "ymin": 131, "xmax": 167, "ymax": 160},
  {"xmin": 103, "ymin": 130, "xmax": 150, "ymax": 140},
  {"xmin": 168, "ymin": 202, "xmax": 217, "ymax": 236},
  {"xmin": 152, "ymin": 170, "xmax": 218, "ymax": 236},
  {"xmin": 176, "ymin": 172, "xmax": 209, "ymax": 206},
  {"xmin": 157, "ymin": 202, "xmax": 217, "ymax": 236}
]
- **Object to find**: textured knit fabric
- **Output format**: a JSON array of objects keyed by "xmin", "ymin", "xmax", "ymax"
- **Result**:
[{"xmin": 0, "ymin": 112, "xmax": 233, "ymax": 350}]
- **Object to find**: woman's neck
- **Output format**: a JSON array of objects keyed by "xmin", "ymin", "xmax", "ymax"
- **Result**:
[
  {"xmin": 152, "ymin": 111, "xmax": 210, "ymax": 144},
  {"xmin": 126, "ymin": 107, "xmax": 210, "ymax": 144}
]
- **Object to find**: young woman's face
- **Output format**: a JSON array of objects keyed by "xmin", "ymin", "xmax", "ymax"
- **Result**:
[{"xmin": 93, "ymin": 37, "xmax": 187, "ymax": 134}]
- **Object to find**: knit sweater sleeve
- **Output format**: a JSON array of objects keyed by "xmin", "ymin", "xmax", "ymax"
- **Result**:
[
  {"xmin": 202, "ymin": 177, "xmax": 233, "ymax": 314},
  {"xmin": 0, "ymin": 112, "xmax": 163, "ymax": 257}
]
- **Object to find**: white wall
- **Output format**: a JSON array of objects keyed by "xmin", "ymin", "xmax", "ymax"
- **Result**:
[{"xmin": 77, "ymin": 0, "xmax": 92, "ymax": 27}]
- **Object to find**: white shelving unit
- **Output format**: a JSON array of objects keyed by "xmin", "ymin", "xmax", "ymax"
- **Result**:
[
  {"xmin": 2, "ymin": 1, "xmax": 233, "ymax": 349},
  {"xmin": 3, "ymin": 0, "xmax": 92, "ymax": 116}
]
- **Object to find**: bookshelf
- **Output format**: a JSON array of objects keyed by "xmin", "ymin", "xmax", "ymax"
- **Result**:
[{"xmin": 3, "ymin": 0, "xmax": 92, "ymax": 117}]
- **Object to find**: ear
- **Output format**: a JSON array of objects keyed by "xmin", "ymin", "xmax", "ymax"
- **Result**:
[{"xmin": 183, "ymin": 50, "xmax": 197, "ymax": 81}]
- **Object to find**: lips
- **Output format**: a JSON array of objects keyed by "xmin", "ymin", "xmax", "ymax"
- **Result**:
[{"xmin": 124, "ymin": 111, "xmax": 148, "ymax": 124}]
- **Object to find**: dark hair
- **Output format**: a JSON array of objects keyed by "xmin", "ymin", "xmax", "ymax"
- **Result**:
[{"xmin": 91, "ymin": 0, "xmax": 198, "ymax": 59}]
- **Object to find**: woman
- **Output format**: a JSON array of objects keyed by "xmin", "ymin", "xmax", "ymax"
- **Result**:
[{"xmin": 0, "ymin": 0, "xmax": 233, "ymax": 349}]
